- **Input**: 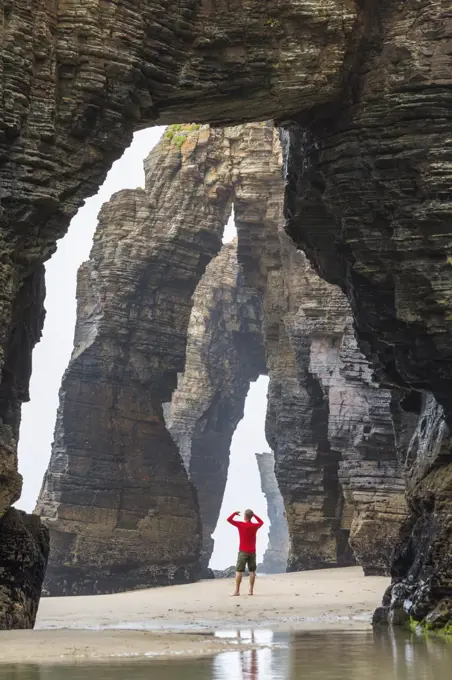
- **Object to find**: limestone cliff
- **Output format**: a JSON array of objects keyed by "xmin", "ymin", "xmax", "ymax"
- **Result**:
[
  {"xmin": 167, "ymin": 240, "xmax": 265, "ymax": 569},
  {"xmin": 225, "ymin": 128, "xmax": 404, "ymax": 574},
  {"xmin": 165, "ymin": 122, "xmax": 360, "ymax": 572},
  {"xmin": 37, "ymin": 121, "xmax": 404, "ymax": 590},
  {"xmin": 35, "ymin": 122, "xmax": 282, "ymax": 594},
  {"xmin": 0, "ymin": 3, "xmax": 357, "ymax": 521},
  {"xmin": 279, "ymin": 3, "xmax": 452, "ymax": 628},
  {"xmin": 255, "ymin": 452, "xmax": 289, "ymax": 573},
  {"xmin": 35, "ymin": 126, "xmax": 238, "ymax": 595},
  {"xmin": 167, "ymin": 119, "xmax": 283, "ymax": 570},
  {"xmin": 166, "ymin": 123, "xmax": 404, "ymax": 576},
  {"xmin": 261, "ymin": 234, "xmax": 405, "ymax": 574},
  {"xmin": 279, "ymin": 239, "xmax": 406, "ymax": 575}
]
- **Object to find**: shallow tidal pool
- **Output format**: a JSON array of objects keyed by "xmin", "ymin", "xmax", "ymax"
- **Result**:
[{"xmin": 2, "ymin": 628, "xmax": 451, "ymax": 679}]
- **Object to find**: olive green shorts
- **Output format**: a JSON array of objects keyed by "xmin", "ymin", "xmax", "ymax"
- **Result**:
[{"xmin": 236, "ymin": 551, "xmax": 257, "ymax": 573}]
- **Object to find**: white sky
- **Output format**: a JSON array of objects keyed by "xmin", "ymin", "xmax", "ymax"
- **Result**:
[
  {"xmin": 210, "ymin": 376, "xmax": 270, "ymax": 569},
  {"xmin": 17, "ymin": 128, "xmax": 270, "ymax": 569}
]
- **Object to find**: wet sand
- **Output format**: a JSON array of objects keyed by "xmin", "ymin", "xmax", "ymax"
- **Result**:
[
  {"xmin": 0, "ymin": 566, "xmax": 389, "ymax": 664},
  {"xmin": 0, "ymin": 629, "xmax": 251, "ymax": 664}
]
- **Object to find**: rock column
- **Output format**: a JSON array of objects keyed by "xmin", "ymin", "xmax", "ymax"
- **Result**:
[
  {"xmin": 255, "ymin": 452, "xmax": 289, "ymax": 573},
  {"xmin": 35, "ymin": 126, "xmax": 234, "ymax": 595}
]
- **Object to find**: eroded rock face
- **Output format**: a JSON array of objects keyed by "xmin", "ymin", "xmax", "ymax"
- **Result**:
[
  {"xmin": 374, "ymin": 394, "xmax": 452, "ymax": 629},
  {"xmin": 284, "ymin": 249, "xmax": 406, "ymax": 576},
  {"xmin": 0, "ymin": 509, "xmax": 49, "ymax": 629},
  {"xmin": 166, "ymin": 123, "xmax": 403, "ymax": 575},
  {"xmin": 262, "ymin": 235, "xmax": 405, "ymax": 573},
  {"xmin": 165, "ymin": 123, "xmax": 359, "ymax": 572},
  {"xmin": 255, "ymin": 452, "xmax": 289, "ymax": 573},
  {"xmin": 2, "ymin": 0, "xmax": 452, "ymax": 624},
  {"xmin": 35, "ymin": 123, "xmax": 286, "ymax": 594},
  {"xmin": 35, "ymin": 127, "xmax": 240, "ymax": 595},
  {"xmin": 215, "ymin": 129, "xmax": 356, "ymax": 570},
  {"xmin": 0, "ymin": 1, "xmax": 358, "ymax": 496},
  {"xmin": 0, "ymin": 267, "xmax": 46, "ymax": 517},
  {"xmin": 280, "ymin": 3, "xmax": 452, "ymax": 627},
  {"xmin": 167, "ymin": 120, "xmax": 282, "ymax": 569},
  {"xmin": 0, "ymin": 1, "xmax": 358, "ymax": 612},
  {"xmin": 228, "ymin": 133, "xmax": 403, "ymax": 573},
  {"xmin": 167, "ymin": 239, "xmax": 265, "ymax": 569},
  {"xmin": 35, "ymin": 121, "xmax": 404, "ymax": 590},
  {"xmin": 265, "ymin": 308, "xmax": 353, "ymax": 571}
]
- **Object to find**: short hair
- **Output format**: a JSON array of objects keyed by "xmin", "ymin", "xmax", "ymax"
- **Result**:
[{"xmin": 244, "ymin": 509, "xmax": 254, "ymax": 519}]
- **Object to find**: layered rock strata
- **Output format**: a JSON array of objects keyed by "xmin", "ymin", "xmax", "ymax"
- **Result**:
[
  {"xmin": 35, "ymin": 123, "xmax": 286, "ymax": 594},
  {"xmin": 35, "ymin": 127, "xmax": 239, "ymax": 595},
  {"xmin": 262, "ymin": 234, "xmax": 405, "ymax": 574},
  {"xmin": 36, "ymin": 121, "xmax": 404, "ymax": 591},
  {"xmin": 166, "ymin": 123, "xmax": 360, "ymax": 572},
  {"xmin": 280, "ymin": 240, "xmax": 406, "ymax": 575},
  {"xmin": 279, "ymin": 3, "xmax": 452, "ymax": 627},
  {"xmin": 3, "ymin": 0, "xmax": 452, "ymax": 627},
  {"xmin": 0, "ymin": 0, "xmax": 357, "ymax": 621},
  {"xmin": 212, "ymin": 127, "xmax": 357, "ymax": 570},
  {"xmin": 2, "ymin": 0, "xmax": 452, "ymax": 627},
  {"xmin": 167, "ymin": 118, "xmax": 283, "ymax": 568},
  {"xmin": 0, "ymin": 2, "xmax": 358, "ymax": 516},
  {"xmin": 374, "ymin": 393, "xmax": 452, "ymax": 629},
  {"xmin": 224, "ymin": 127, "xmax": 404, "ymax": 573},
  {"xmin": 167, "ymin": 123, "xmax": 405, "ymax": 575},
  {"xmin": 255, "ymin": 452, "xmax": 289, "ymax": 573},
  {"xmin": 167, "ymin": 239, "xmax": 266, "ymax": 569},
  {"xmin": 0, "ymin": 509, "xmax": 49, "ymax": 629},
  {"xmin": 263, "ymin": 257, "xmax": 354, "ymax": 571}
]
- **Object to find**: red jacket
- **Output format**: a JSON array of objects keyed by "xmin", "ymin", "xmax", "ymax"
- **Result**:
[{"xmin": 227, "ymin": 512, "xmax": 264, "ymax": 553}]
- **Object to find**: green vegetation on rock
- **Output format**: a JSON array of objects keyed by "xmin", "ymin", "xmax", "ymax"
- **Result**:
[
  {"xmin": 408, "ymin": 616, "xmax": 452, "ymax": 639},
  {"xmin": 164, "ymin": 123, "xmax": 201, "ymax": 148}
]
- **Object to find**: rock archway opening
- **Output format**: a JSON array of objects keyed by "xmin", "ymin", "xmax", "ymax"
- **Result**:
[
  {"xmin": 209, "ymin": 376, "xmax": 270, "ymax": 572},
  {"xmin": 21, "ymin": 122, "xmax": 402, "ymax": 590},
  {"xmin": 3, "ymin": 120, "xmax": 412, "ymax": 627},
  {"xmin": 222, "ymin": 207, "xmax": 237, "ymax": 245}
]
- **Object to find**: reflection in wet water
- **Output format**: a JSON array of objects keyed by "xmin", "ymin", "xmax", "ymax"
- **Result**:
[
  {"xmin": 2, "ymin": 628, "xmax": 452, "ymax": 679},
  {"xmin": 213, "ymin": 629, "xmax": 290, "ymax": 680}
]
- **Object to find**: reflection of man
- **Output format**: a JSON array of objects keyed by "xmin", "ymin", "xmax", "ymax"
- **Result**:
[
  {"xmin": 227, "ymin": 509, "xmax": 264, "ymax": 596},
  {"xmin": 241, "ymin": 636, "xmax": 258, "ymax": 680},
  {"xmin": 249, "ymin": 648, "xmax": 258, "ymax": 680}
]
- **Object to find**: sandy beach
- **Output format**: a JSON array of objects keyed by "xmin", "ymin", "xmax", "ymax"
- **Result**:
[{"xmin": 0, "ymin": 566, "xmax": 389, "ymax": 664}]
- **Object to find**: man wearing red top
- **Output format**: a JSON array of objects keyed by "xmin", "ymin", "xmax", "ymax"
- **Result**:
[{"xmin": 227, "ymin": 509, "xmax": 264, "ymax": 596}]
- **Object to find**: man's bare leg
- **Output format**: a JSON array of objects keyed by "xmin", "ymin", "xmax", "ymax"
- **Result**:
[
  {"xmin": 232, "ymin": 571, "xmax": 243, "ymax": 596},
  {"xmin": 249, "ymin": 571, "xmax": 256, "ymax": 595}
]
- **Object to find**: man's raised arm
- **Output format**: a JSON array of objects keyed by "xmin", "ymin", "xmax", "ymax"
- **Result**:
[
  {"xmin": 253, "ymin": 514, "xmax": 264, "ymax": 528},
  {"xmin": 227, "ymin": 511, "xmax": 240, "ymax": 526}
]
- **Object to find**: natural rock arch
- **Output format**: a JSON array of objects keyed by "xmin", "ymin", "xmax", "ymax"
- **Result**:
[
  {"xmin": 167, "ymin": 238, "xmax": 267, "ymax": 572},
  {"xmin": 1, "ymin": 0, "xmax": 356, "ymax": 524},
  {"xmin": 1, "ymin": 1, "xmax": 452, "ymax": 630},
  {"xmin": 36, "ymin": 123, "xmax": 404, "ymax": 597}
]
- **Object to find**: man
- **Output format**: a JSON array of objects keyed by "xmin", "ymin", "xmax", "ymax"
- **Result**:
[{"xmin": 227, "ymin": 509, "xmax": 264, "ymax": 596}]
